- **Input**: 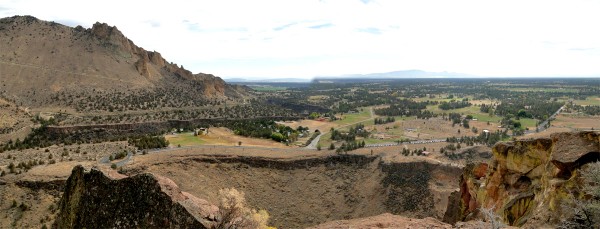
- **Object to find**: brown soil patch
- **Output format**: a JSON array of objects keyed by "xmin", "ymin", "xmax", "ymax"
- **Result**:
[
  {"xmin": 172, "ymin": 127, "xmax": 289, "ymax": 148},
  {"xmin": 278, "ymin": 119, "xmax": 338, "ymax": 133},
  {"xmin": 552, "ymin": 114, "xmax": 600, "ymax": 130},
  {"xmin": 203, "ymin": 127, "xmax": 286, "ymax": 148},
  {"xmin": 308, "ymin": 213, "xmax": 452, "ymax": 229},
  {"xmin": 388, "ymin": 117, "xmax": 502, "ymax": 140}
]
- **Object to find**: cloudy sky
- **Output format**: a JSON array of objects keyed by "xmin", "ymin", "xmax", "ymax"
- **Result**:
[{"xmin": 2, "ymin": 0, "xmax": 600, "ymax": 79}]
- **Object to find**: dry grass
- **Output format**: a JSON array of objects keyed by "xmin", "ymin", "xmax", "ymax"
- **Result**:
[
  {"xmin": 166, "ymin": 127, "xmax": 290, "ymax": 148},
  {"xmin": 552, "ymin": 114, "xmax": 600, "ymax": 130}
]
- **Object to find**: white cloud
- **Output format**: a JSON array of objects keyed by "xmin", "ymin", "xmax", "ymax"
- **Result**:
[{"xmin": 2, "ymin": 0, "xmax": 600, "ymax": 78}]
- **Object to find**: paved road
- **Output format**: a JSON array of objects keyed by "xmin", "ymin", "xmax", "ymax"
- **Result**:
[
  {"xmin": 99, "ymin": 152, "xmax": 133, "ymax": 167},
  {"xmin": 305, "ymin": 133, "xmax": 324, "ymax": 149},
  {"xmin": 525, "ymin": 105, "xmax": 565, "ymax": 135},
  {"xmin": 304, "ymin": 107, "xmax": 376, "ymax": 149}
]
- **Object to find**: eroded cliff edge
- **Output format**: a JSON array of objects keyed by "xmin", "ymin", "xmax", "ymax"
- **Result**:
[
  {"xmin": 51, "ymin": 154, "xmax": 462, "ymax": 228},
  {"xmin": 452, "ymin": 131, "xmax": 599, "ymax": 227},
  {"xmin": 53, "ymin": 165, "xmax": 217, "ymax": 229}
]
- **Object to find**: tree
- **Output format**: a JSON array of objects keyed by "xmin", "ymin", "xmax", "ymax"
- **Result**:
[
  {"xmin": 513, "ymin": 121, "xmax": 522, "ymax": 129},
  {"xmin": 238, "ymin": 141, "xmax": 242, "ymax": 147},
  {"xmin": 216, "ymin": 188, "xmax": 271, "ymax": 229},
  {"xmin": 316, "ymin": 144, "xmax": 321, "ymax": 151},
  {"xmin": 270, "ymin": 132, "xmax": 285, "ymax": 142},
  {"xmin": 559, "ymin": 162, "xmax": 600, "ymax": 228},
  {"xmin": 462, "ymin": 119, "xmax": 470, "ymax": 128},
  {"xmin": 479, "ymin": 205, "xmax": 506, "ymax": 229},
  {"xmin": 329, "ymin": 143, "xmax": 335, "ymax": 150}
]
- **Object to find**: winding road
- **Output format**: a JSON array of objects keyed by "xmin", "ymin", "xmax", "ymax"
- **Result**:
[
  {"xmin": 305, "ymin": 107, "xmax": 376, "ymax": 149},
  {"xmin": 525, "ymin": 105, "xmax": 565, "ymax": 135}
]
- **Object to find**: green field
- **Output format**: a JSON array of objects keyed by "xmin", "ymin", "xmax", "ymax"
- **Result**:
[
  {"xmin": 167, "ymin": 133, "xmax": 206, "ymax": 146},
  {"xmin": 518, "ymin": 118, "xmax": 538, "ymax": 129},
  {"xmin": 334, "ymin": 108, "xmax": 372, "ymax": 125},
  {"xmin": 573, "ymin": 96, "xmax": 600, "ymax": 106},
  {"xmin": 317, "ymin": 132, "xmax": 333, "ymax": 148}
]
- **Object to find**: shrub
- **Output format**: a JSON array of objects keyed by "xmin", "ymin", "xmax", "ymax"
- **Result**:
[
  {"xmin": 559, "ymin": 162, "xmax": 600, "ymax": 228},
  {"xmin": 216, "ymin": 188, "xmax": 271, "ymax": 229},
  {"xmin": 479, "ymin": 205, "xmax": 506, "ymax": 229},
  {"xmin": 19, "ymin": 202, "xmax": 29, "ymax": 211}
]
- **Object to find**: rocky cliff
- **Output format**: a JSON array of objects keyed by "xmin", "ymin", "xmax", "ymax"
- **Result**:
[
  {"xmin": 131, "ymin": 154, "xmax": 463, "ymax": 228},
  {"xmin": 87, "ymin": 21, "xmax": 237, "ymax": 98},
  {"xmin": 453, "ymin": 131, "xmax": 600, "ymax": 227},
  {"xmin": 53, "ymin": 165, "xmax": 217, "ymax": 229},
  {"xmin": 0, "ymin": 15, "xmax": 250, "ymax": 105}
]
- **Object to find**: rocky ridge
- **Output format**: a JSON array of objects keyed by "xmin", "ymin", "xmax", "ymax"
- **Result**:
[
  {"xmin": 53, "ymin": 165, "xmax": 217, "ymax": 229},
  {"xmin": 453, "ymin": 131, "xmax": 600, "ymax": 227},
  {"xmin": 0, "ymin": 15, "xmax": 249, "ymax": 105}
]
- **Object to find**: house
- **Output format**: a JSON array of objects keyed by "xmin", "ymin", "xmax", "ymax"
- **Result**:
[{"xmin": 195, "ymin": 128, "xmax": 208, "ymax": 136}]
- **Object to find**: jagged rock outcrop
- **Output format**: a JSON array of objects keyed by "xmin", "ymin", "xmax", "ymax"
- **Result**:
[
  {"xmin": 454, "ymin": 131, "xmax": 600, "ymax": 227},
  {"xmin": 53, "ymin": 165, "xmax": 217, "ymax": 229},
  {"xmin": 90, "ymin": 21, "xmax": 246, "ymax": 98},
  {"xmin": 0, "ymin": 15, "xmax": 250, "ymax": 104}
]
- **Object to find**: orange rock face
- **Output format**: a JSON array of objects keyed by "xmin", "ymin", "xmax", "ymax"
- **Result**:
[{"xmin": 455, "ymin": 131, "xmax": 600, "ymax": 227}]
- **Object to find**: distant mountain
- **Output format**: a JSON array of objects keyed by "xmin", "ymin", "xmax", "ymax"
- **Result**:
[
  {"xmin": 224, "ymin": 70, "xmax": 475, "ymax": 83},
  {"xmin": 0, "ymin": 15, "xmax": 250, "ymax": 108},
  {"xmin": 315, "ymin": 70, "xmax": 477, "ymax": 80},
  {"xmin": 224, "ymin": 77, "xmax": 312, "ymax": 83}
]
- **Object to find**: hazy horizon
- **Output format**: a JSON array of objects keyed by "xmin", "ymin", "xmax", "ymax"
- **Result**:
[{"xmin": 2, "ymin": 0, "xmax": 600, "ymax": 79}]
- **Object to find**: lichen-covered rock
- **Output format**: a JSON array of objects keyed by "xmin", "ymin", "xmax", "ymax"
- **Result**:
[
  {"xmin": 53, "ymin": 165, "xmax": 216, "ymax": 229},
  {"xmin": 456, "ymin": 131, "xmax": 600, "ymax": 227}
]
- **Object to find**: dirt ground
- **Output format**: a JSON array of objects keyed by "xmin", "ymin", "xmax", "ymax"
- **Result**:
[
  {"xmin": 308, "ymin": 213, "xmax": 452, "ymax": 229},
  {"xmin": 0, "ymin": 141, "xmax": 135, "ymax": 175},
  {"xmin": 277, "ymin": 120, "xmax": 337, "ymax": 133},
  {"xmin": 516, "ymin": 114, "xmax": 599, "ymax": 139},
  {"xmin": 551, "ymin": 113, "xmax": 600, "ymax": 130},
  {"xmin": 166, "ymin": 127, "xmax": 290, "ymax": 148},
  {"xmin": 380, "ymin": 117, "xmax": 502, "ymax": 140},
  {"xmin": 0, "ymin": 98, "xmax": 34, "ymax": 143},
  {"xmin": 124, "ymin": 146, "xmax": 463, "ymax": 228},
  {"xmin": 0, "ymin": 136, "xmax": 489, "ymax": 229}
]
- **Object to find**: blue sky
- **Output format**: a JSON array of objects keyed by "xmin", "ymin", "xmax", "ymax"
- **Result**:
[{"xmin": 1, "ymin": 0, "xmax": 600, "ymax": 79}]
